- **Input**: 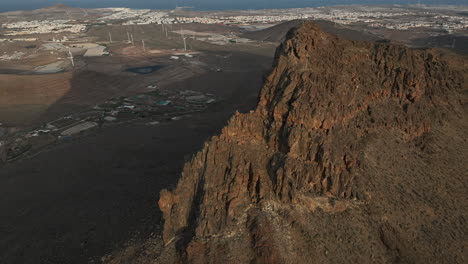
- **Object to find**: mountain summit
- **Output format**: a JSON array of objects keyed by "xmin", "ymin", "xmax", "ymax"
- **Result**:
[{"xmin": 159, "ymin": 22, "xmax": 467, "ymax": 263}]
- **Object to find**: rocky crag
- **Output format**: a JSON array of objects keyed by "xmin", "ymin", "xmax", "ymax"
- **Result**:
[{"xmin": 159, "ymin": 22, "xmax": 468, "ymax": 263}]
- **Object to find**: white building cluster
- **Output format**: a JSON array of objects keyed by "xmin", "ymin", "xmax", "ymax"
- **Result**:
[
  {"xmin": 0, "ymin": 38, "xmax": 37, "ymax": 42},
  {"xmin": 0, "ymin": 6, "xmax": 466, "ymax": 37},
  {"xmin": 0, "ymin": 51, "xmax": 26, "ymax": 61},
  {"xmin": 1, "ymin": 20, "xmax": 86, "ymax": 35},
  {"xmin": 122, "ymin": 11, "xmax": 174, "ymax": 25},
  {"xmin": 93, "ymin": 6, "xmax": 468, "ymax": 33},
  {"xmin": 98, "ymin": 8, "xmax": 153, "ymax": 21}
]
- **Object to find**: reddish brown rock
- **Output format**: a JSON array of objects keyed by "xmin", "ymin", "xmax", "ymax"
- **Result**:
[{"xmin": 159, "ymin": 22, "xmax": 468, "ymax": 263}]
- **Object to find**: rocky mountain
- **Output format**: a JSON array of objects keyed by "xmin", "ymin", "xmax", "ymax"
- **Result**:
[{"xmin": 158, "ymin": 22, "xmax": 468, "ymax": 263}]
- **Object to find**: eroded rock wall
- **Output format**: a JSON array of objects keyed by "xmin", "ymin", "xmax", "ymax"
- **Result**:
[{"xmin": 158, "ymin": 22, "xmax": 467, "ymax": 264}]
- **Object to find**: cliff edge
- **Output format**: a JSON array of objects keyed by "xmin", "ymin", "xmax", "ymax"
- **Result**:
[{"xmin": 159, "ymin": 22, "xmax": 468, "ymax": 263}]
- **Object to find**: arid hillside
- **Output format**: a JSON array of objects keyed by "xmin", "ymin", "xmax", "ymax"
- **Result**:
[
  {"xmin": 157, "ymin": 22, "xmax": 468, "ymax": 263},
  {"xmin": 243, "ymin": 20, "xmax": 380, "ymax": 43}
]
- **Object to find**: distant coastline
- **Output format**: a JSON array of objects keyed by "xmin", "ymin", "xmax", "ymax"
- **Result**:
[{"xmin": 0, "ymin": 0, "xmax": 467, "ymax": 13}]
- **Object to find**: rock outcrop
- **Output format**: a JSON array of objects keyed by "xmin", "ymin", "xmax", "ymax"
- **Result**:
[{"xmin": 159, "ymin": 22, "xmax": 468, "ymax": 263}]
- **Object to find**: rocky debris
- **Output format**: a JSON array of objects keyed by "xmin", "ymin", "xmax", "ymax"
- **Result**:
[{"xmin": 158, "ymin": 22, "xmax": 468, "ymax": 263}]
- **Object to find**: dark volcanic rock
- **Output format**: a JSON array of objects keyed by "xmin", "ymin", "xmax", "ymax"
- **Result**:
[{"xmin": 159, "ymin": 22, "xmax": 468, "ymax": 263}]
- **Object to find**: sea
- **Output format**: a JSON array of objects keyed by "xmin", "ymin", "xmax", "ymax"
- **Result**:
[{"xmin": 0, "ymin": 0, "xmax": 466, "ymax": 13}]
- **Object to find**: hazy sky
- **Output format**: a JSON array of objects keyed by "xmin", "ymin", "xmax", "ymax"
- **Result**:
[{"xmin": 1, "ymin": 0, "xmax": 467, "ymax": 12}]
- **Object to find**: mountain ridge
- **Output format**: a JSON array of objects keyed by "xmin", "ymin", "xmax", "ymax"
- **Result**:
[{"xmin": 158, "ymin": 22, "xmax": 467, "ymax": 263}]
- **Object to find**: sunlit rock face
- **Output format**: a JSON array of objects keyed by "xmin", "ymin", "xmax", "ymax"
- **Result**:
[{"xmin": 159, "ymin": 22, "xmax": 468, "ymax": 264}]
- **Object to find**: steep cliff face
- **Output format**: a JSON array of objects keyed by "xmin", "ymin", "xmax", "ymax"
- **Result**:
[{"xmin": 159, "ymin": 23, "xmax": 468, "ymax": 263}]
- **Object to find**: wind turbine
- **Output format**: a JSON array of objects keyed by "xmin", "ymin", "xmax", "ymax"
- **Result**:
[
  {"xmin": 68, "ymin": 48, "xmax": 74, "ymax": 67},
  {"xmin": 182, "ymin": 33, "xmax": 187, "ymax": 52},
  {"xmin": 81, "ymin": 8, "xmax": 88, "ymax": 17}
]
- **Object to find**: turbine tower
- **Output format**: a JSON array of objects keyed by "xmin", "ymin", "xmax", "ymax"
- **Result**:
[
  {"xmin": 182, "ymin": 34, "xmax": 187, "ymax": 52},
  {"xmin": 68, "ymin": 48, "xmax": 74, "ymax": 67}
]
